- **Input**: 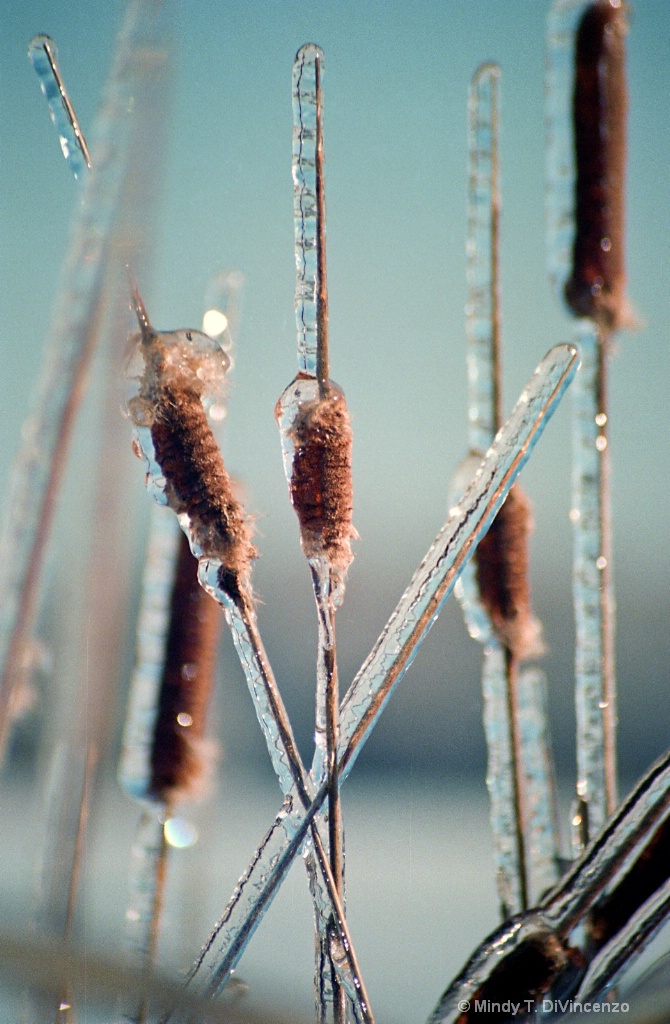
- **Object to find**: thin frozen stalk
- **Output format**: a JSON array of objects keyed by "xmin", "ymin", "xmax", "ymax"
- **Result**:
[
  {"xmin": 466, "ymin": 63, "xmax": 502, "ymax": 454},
  {"xmin": 182, "ymin": 345, "xmax": 577, "ymax": 1006},
  {"xmin": 463, "ymin": 63, "xmax": 529, "ymax": 914},
  {"xmin": 571, "ymin": 319, "xmax": 616, "ymax": 838},
  {"xmin": 28, "ymin": 35, "xmax": 91, "ymax": 183},
  {"xmin": 0, "ymin": 0, "xmax": 160, "ymax": 751},
  {"xmin": 35, "ymin": 740, "xmax": 97, "ymax": 1023},
  {"xmin": 518, "ymin": 668, "xmax": 561, "ymax": 902},
  {"xmin": 458, "ymin": 63, "xmax": 557, "ymax": 913},
  {"xmin": 293, "ymin": 44, "xmax": 327, "ymax": 379},
  {"xmin": 285, "ymin": 43, "xmax": 352, "ymax": 1022},
  {"xmin": 546, "ymin": 0, "xmax": 583, "ymax": 299},
  {"xmin": 547, "ymin": 0, "xmax": 630, "ymax": 840},
  {"xmin": 128, "ymin": 292, "xmax": 372, "ymax": 1023}
]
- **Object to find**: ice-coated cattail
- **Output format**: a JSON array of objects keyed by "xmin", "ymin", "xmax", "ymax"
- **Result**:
[
  {"xmin": 127, "ymin": 282, "xmax": 256, "ymax": 605},
  {"xmin": 564, "ymin": 0, "xmax": 632, "ymax": 331},
  {"xmin": 276, "ymin": 377, "xmax": 356, "ymax": 579},
  {"xmin": 474, "ymin": 484, "xmax": 543, "ymax": 662}
]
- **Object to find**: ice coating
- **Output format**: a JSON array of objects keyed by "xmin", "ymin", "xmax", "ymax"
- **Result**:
[
  {"xmin": 28, "ymin": 35, "xmax": 91, "ymax": 183},
  {"xmin": 576, "ymin": 877, "xmax": 670, "ymax": 1002},
  {"xmin": 571, "ymin": 319, "xmax": 616, "ymax": 836},
  {"xmin": 293, "ymin": 44, "xmax": 325, "ymax": 377},
  {"xmin": 428, "ymin": 747, "xmax": 670, "ymax": 1022},
  {"xmin": 466, "ymin": 63, "xmax": 502, "ymax": 455},
  {"xmin": 182, "ymin": 345, "xmax": 578, "ymax": 1003},
  {"xmin": 546, "ymin": 0, "xmax": 584, "ymax": 298},
  {"xmin": 518, "ymin": 668, "xmax": 561, "ymax": 901},
  {"xmin": 481, "ymin": 643, "xmax": 522, "ymax": 914}
]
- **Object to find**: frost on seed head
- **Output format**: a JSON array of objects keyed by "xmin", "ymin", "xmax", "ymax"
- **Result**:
[{"xmin": 127, "ymin": 326, "xmax": 231, "ymax": 424}]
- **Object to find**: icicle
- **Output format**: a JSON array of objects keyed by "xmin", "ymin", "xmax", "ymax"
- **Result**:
[
  {"xmin": 181, "ymin": 346, "xmax": 577, "ymax": 1008},
  {"xmin": 28, "ymin": 35, "xmax": 91, "ymax": 183}
]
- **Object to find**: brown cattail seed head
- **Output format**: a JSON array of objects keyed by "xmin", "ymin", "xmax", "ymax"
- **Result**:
[
  {"xmin": 149, "ymin": 532, "xmax": 220, "ymax": 802},
  {"xmin": 564, "ymin": 0, "xmax": 633, "ymax": 332},
  {"xmin": 474, "ymin": 484, "xmax": 542, "ymax": 660},
  {"xmin": 279, "ymin": 383, "xmax": 357, "ymax": 579}
]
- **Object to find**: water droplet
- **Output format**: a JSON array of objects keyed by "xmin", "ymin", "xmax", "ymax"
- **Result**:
[
  {"xmin": 569, "ymin": 508, "xmax": 581, "ymax": 522},
  {"xmin": 595, "ymin": 412, "xmax": 607, "ymax": 426},
  {"xmin": 180, "ymin": 663, "xmax": 197, "ymax": 681},
  {"xmin": 596, "ymin": 435, "xmax": 607, "ymax": 451},
  {"xmin": 596, "ymin": 556, "xmax": 607, "ymax": 570},
  {"xmin": 202, "ymin": 308, "xmax": 229, "ymax": 337},
  {"xmin": 164, "ymin": 817, "xmax": 198, "ymax": 849},
  {"xmin": 600, "ymin": 237, "xmax": 612, "ymax": 252},
  {"xmin": 177, "ymin": 712, "xmax": 193, "ymax": 727}
]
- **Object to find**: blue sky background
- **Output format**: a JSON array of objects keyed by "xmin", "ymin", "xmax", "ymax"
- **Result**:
[{"xmin": 0, "ymin": 0, "xmax": 668, "ymax": 785}]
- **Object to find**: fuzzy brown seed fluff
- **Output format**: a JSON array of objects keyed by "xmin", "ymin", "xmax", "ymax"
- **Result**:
[
  {"xmin": 149, "ymin": 532, "xmax": 220, "ymax": 803},
  {"xmin": 287, "ymin": 390, "xmax": 356, "ymax": 575},
  {"xmin": 149, "ymin": 378, "xmax": 256, "ymax": 587},
  {"xmin": 474, "ymin": 484, "xmax": 542, "ymax": 660},
  {"xmin": 564, "ymin": 0, "xmax": 631, "ymax": 331}
]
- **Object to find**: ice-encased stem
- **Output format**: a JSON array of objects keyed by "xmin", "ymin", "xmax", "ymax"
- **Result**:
[
  {"xmin": 546, "ymin": 0, "xmax": 585, "ymax": 298},
  {"xmin": 28, "ymin": 35, "xmax": 91, "ymax": 183},
  {"xmin": 292, "ymin": 44, "xmax": 347, "ymax": 1021},
  {"xmin": 466, "ymin": 63, "xmax": 502, "ymax": 454},
  {"xmin": 123, "ymin": 809, "xmax": 170, "ymax": 1024},
  {"xmin": 0, "ymin": 0, "xmax": 159, "ymax": 750},
  {"xmin": 181, "ymin": 345, "xmax": 578, "ymax": 1004},
  {"xmin": 119, "ymin": 505, "xmax": 182, "ymax": 801},
  {"xmin": 310, "ymin": 559, "xmax": 346, "ymax": 1024},
  {"xmin": 575, "ymin": 875, "xmax": 670, "ymax": 1003},
  {"xmin": 293, "ymin": 44, "xmax": 327, "ymax": 381},
  {"xmin": 195, "ymin": 569, "xmax": 370, "ymax": 1022},
  {"xmin": 427, "ymin": 748, "xmax": 670, "ymax": 1024},
  {"xmin": 461, "ymin": 63, "xmax": 558, "ymax": 912},
  {"xmin": 571, "ymin": 319, "xmax": 617, "ymax": 839}
]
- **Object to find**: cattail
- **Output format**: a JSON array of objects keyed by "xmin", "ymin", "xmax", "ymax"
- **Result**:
[
  {"xmin": 147, "ymin": 532, "xmax": 220, "ymax": 802},
  {"xmin": 474, "ymin": 485, "xmax": 543, "ymax": 661},
  {"xmin": 127, "ymin": 286, "xmax": 256, "ymax": 603},
  {"xmin": 277, "ymin": 380, "xmax": 356, "ymax": 577},
  {"xmin": 564, "ymin": 0, "xmax": 631, "ymax": 331}
]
